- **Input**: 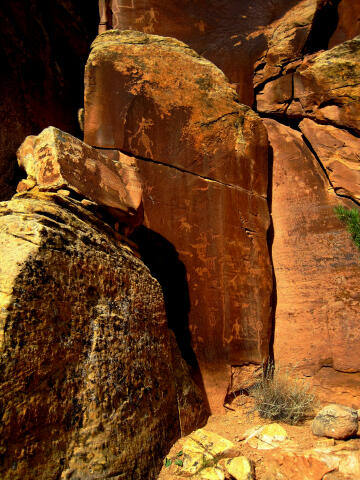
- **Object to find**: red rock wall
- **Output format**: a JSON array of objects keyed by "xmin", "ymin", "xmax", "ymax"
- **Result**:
[
  {"xmin": 84, "ymin": 30, "xmax": 273, "ymax": 412},
  {"xmin": 265, "ymin": 119, "xmax": 360, "ymax": 406},
  {"xmin": 98, "ymin": 0, "xmax": 326, "ymax": 106},
  {"xmin": 94, "ymin": 1, "xmax": 360, "ymax": 407}
]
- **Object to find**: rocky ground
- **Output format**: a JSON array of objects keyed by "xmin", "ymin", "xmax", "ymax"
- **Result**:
[{"xmin": 159, "ymin": 396, "xmax": 360, "ymax": 480}]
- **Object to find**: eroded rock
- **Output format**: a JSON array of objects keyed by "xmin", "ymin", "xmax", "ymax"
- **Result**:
[
  {"xmin": 84, "ymin": 29, "xmax": 273, "ymax": 412},
  {"xmin": 0, "ymin": 193, "xmax": 206, "ymax": 480},
  {"xmin": 312, "ymin": 404, "xmax": 358, "ymax": 440}
]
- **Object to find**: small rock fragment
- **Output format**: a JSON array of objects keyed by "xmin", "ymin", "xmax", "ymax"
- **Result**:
[
  {"xmin": 244, "ymin": 423, "xmax": 288, "ymax": 450},
  {"xmin": 312, "ymin": 404, "xmax": 358, "ymax": 440},
  {"xmin": 225, "ymin": 456, "xmax": 255, "ymax": 480}
]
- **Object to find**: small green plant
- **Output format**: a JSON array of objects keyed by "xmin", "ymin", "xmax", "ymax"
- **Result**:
[
  {"xmin": 249, "ymin": 361, "xmax": 317, "ymax": 425},
  {"xmin": 334, "ymin": 205, "xmax": 360, "ymax": 251}
]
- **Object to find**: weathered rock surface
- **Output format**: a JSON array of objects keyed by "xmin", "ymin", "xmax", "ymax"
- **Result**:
[
  {"xmin": 266, "ymin": 118, "xmax": 360, "ymax": 405},
  {"xmin": 258, "ymin": 37, "xmax": 360, "ymax": 133},
  {"xmin": 17, "ymin": 127, "xmax": 143, "ymax": 230},
  {"xmin": 84, "ymin": 30, "xmax": 273, "ymax": 412},
  {"xmin": 299, "ymin": 119, "xmax": 360, "ymax": 202},
  {"xmin": 97, "ymin": 0, "xmax": 329, "ymax": 105},
  {"xmin": 0, "ymin": 193, "xmax": 207, "ymax": 480},
  {"xmin": 312, "ymin": 404, "xmax": 358, "ymax": 439},
  {"xmin": 0, "ymin": 1, "xmax": 98, "ymax": 200}
]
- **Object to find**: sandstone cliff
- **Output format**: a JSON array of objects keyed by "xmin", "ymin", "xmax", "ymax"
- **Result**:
[{"xmin": 84, "ymin": 29, "xmax": 273, "ymax": 413}]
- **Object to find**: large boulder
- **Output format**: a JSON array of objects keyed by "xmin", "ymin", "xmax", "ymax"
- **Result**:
[
  {"xmin": 0, "ymin": 192, "xmax": 207, "ymax": 480},
  {"xmin": 96, "ymin": 0, "xmax": 331, "ymax": 105},
  {"xmin": 265, "ymin": 118, "xmax": 360, "ymax": 405},
  {"xmin": 84, "ymin": 30, "xmax": 273, "ymax": 412},
  {"xmin": 312, "ymin": 404, "xmax": 358, "ymax": 440}
]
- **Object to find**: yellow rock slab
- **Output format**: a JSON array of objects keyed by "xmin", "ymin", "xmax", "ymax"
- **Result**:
[
  {"xmin": 183, "ymin": 429, "xmax": 235, "ymax": 474},
  {"xmin": 225, "ymin": 456, "xmax": 254, "ymax": 480},
  {"xmin": 245, "ymin": 423, "xmax": 288, "ymax": 450}
]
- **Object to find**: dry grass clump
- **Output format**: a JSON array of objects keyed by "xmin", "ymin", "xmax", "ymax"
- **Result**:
[{"xmin": 249, "ymin": 362, "xmax": 317, "ymax": 425}]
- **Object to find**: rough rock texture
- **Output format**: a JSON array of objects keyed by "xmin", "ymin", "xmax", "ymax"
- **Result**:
[
  {"xmin": 299, "ymin": 119, "xmax": 360, "ymax": 202},
  {"xmin": 257, "ymin": 37, "xmax": 360, "ymax": 133},
  {"xmin": 0, "ymin": 193, "xmax": 207, "ymax": 480},
  {"xmin": 266, "ymin": 118, "xmax": 360, "ymax": 405},
  {"xmin": 312, "ymin": 404, "xmax": 358, "ymax": 439},
  {"xmin": 84, "ymin": 30, "xmax": 273, "ymax": 412},
  {"xmin": 329, "ymin": 0, "xmax": 360, "ymax": 48},
  {"xmin": 97, "ymin": 0, "xmax": 331, "ymax": 106},
  {"xmin": 17, "ymin": 127, "xmax": 143, "ymax": 230},
  {"xmin": 0, "ymin": 1, "xmax": 98, "ymax": 200},
  {"xmin": 263, "ymin": 442, "xmax": 360, "ymax": 480}
]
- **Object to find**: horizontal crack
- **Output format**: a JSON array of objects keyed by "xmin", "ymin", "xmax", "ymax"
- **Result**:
[
  {"xmin": 95, "ymin": 146, "xmax": 267, "ymax": 200},
  {"xmin": 197, "ymin": 111, "xmax": 238, "ymax": 127}
]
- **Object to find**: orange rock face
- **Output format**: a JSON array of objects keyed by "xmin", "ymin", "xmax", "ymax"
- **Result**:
[
  {"xmin": 265, "ymin": 118, "xmax": 360, "ymax": 406},
  {"xmin": 84, "ymin": 30, "xmax": 273, "ymax": 412},
  {"xmin": 97, "ymin": 0, "xmax": 326, "ymax": 105}
]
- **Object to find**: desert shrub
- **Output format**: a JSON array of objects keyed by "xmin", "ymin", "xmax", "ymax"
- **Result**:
[
  {"xmin": 249, "ymin": 362, "xmax": 317, "ymax": 425},
  {"xmin": 334, "ymin": 205, "xmax": 360, "ymax": 251}
]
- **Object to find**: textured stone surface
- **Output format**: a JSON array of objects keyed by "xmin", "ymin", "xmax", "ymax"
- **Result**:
[
  {"xmin": 0, "ymin": 1, "xmax": 98, "ymax": 200},
  {"xmin": 258, "ymin": 37, "xmax": 360, "ymax": 133},
  {"xmin": 84, "ymin": 30, "xmax": 273, "ymax": 412},
  {"xmin": 299, "ymin": 119, "xmax": 360, "ymax": 203},
  {"xmin": 329, "ymin": 0, "xmax": 360, "ymax": 49},
  {"xmin": 312, "ymin": 404, "xmax": 358, "ymax": 439},
  {"xmin": 265, "ymin": 118, "xmax": 360, "ymax": 405},
  {"xmin": 17, "ymin": 127, "xmax": 143, "ymax": 229},
  {"xmin": 97, "ymin": 0, "xmax": 326, "ymax": 105},
  {"xmin": 0, "ymin": 193, "xmax": 207, "ymax": 480}
]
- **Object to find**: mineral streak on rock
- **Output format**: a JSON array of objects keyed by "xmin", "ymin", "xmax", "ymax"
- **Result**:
[
  {"xmin": 16, "ymin": 127, "xmax": 143, "ymax": 230},
  {"xmin": 84, "ymin": 30, "xmax": 273, "ymax": 412},
  {"xmin": 265, "ymin": 118, "xmax": 360, "ymax": 405},
  {"xmin": 0, "ymin": 192, "xmax": 207, "ymax": 480},
  {"xmin": 97, "ymin": 0, "xmax": 328, "ymax": 106}
]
